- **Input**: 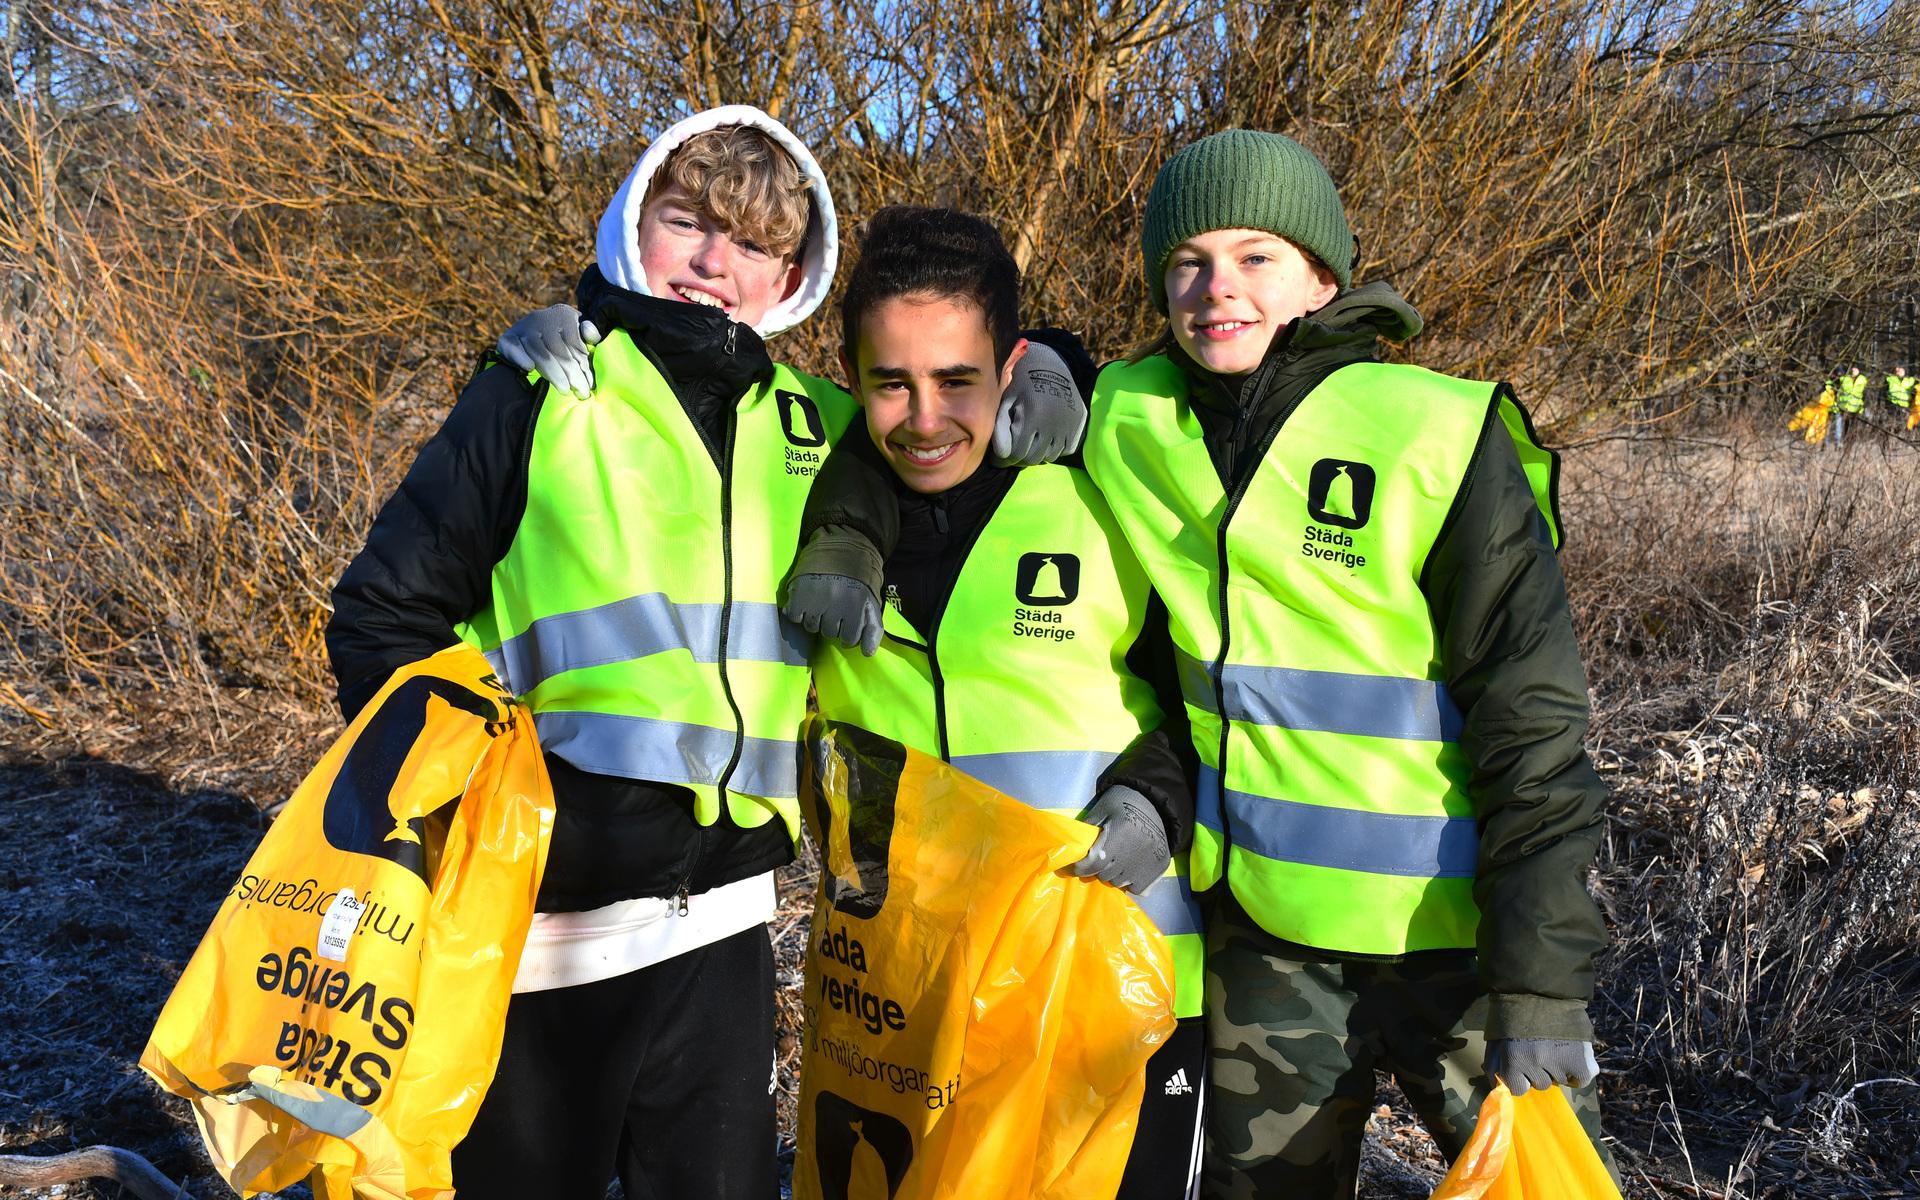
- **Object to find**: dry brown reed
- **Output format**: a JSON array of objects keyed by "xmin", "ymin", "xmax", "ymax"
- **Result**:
[{"xmin": 3, "ymin": 0, "xmax": 1915, "ymax": 748}]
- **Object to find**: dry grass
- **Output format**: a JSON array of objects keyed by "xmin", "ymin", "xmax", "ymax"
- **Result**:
[{"xmin": 1561, "ymin": 415, "xmax": 1920, "ymax": 1195}]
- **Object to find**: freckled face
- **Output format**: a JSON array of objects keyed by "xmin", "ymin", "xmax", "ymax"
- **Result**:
[
  {"xmin": 1163, "ymin": 229, "xmax": 1339, "ymax": 376},
  {"xmin": 635, "ymin": 184, "xmax": 801, "ymax": 327}
]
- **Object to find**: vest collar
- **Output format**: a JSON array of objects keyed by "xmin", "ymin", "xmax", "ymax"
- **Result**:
[{"xmin": 577, "ymin": 265, "xmax": 775, "ymax": 413}]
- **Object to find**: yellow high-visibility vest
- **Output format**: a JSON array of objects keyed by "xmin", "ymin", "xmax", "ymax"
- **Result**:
[
  {"xmin": 1087, "ymin": 355, "xmax": 1559, "ymax": 956},
  {"xmin": 458, "ymin": 328, "xmax": 855, "ymax": 839},
  {"xmin": 812, "ymin": 463, "xmax": 1205, "ymax": 1016}
]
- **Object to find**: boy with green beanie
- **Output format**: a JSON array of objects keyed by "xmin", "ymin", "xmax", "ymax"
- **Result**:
[
  {"xmin": 782, "ymin": 127, "xmax": 1615, "ymax": 1198},
  {"xmin": 1087, "ymin": 127, "xmax": 1614, "ymax": 1197}
]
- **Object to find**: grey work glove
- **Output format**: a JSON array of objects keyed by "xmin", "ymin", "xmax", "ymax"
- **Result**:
[
  {"xmin": 784, "ymin": 573, "xmax": 883, "ymax": 657},
  {"xmin": 1070, "ymin": 785, "xmax": 1170, "ymax": 895},
  {"xmin": 992, "ymin": 341, "xmax": 1087, "ymax": 466},
  {"xmin": 1483, "ymin": 1038, "xmax": 1601, "ymax": 1097},
  {"xmin": 497, "ymin": 303, "xmax": 600, "ymax": 397},
  {"xmin": 783, "ymin": 527, "xmax": 886, "ymax": 656}
]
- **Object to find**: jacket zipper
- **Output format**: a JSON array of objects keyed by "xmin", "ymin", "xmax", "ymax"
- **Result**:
[{"xmin": 672, "ymin": 826, "xmax": 701, "ymax": 916}]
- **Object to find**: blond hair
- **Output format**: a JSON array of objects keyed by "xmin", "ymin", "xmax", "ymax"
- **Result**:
[{"xmin": 654, "ymin": 125, "xmax": 811, "ymax": 257}]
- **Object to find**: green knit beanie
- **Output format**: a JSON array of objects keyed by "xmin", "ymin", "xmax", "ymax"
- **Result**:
[{"xmin": 1140, "ymin": 129, "xmax": 1353, "ymax": 311}]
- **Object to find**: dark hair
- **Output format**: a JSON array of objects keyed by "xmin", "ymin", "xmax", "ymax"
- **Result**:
[{"xmin": 840, "ymin": 206, "xmax": 1020, "ymax": 373}]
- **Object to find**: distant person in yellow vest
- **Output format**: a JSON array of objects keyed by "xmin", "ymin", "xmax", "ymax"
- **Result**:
[
  {"xmin": 328, "ymin": 105, "xmax": 853, "ymax": 1200},
  {"xmin": 799, "ymin": 205, "xmax": 1207, "ymax": 1197},
  {"xmin": 1886, "ymin": 366, "xmax": 1915, "ymax": 428},
  {"xmin": 1833, "ymin": 365, "xmax": 1868, "ymax": 447}
]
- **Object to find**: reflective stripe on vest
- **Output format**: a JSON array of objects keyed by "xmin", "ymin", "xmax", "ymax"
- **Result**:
[
  {"xmin": 949, "ymin": 750, "xmax": 1114, "ymax": 812},
  {"xmin": 1089, "ymin": 355, "xmax": 1561, "ymax": 956},
  {"xmin": 812, "ymin": 463, "xmax": 1204, "ymax": 1015},
  {"xmin": 1194, "ymin": 765, "xmax": 1478, "ymax": 878},
  {"xmin": 533, "ymin": 710, "xmax": 801, "ymax": 799},
  {"xmin": 1179, "ymin": 648, "xmax": 1464, "ymax": 742},
  {"xmin": 484, "ymin": 595, "xmax": 808, "ymax": 693},
  {"xmin": 456, "ymin": 329, "xmax": 855, "ymax": 837}
]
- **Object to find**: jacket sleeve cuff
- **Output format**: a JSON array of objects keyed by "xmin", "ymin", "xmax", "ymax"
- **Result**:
[
  {"xmin": 793, "ymin": 525, "xmax": 886, "ymax": 602},
  {"xmin": 1485, "ymin": 992, "xmax": 1595, "ymax": 1042}
]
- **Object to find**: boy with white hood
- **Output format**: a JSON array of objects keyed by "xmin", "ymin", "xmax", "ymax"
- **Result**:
[{"xmin": 327, "ymin": 105, "xmax": 852, "ymax": 1199}]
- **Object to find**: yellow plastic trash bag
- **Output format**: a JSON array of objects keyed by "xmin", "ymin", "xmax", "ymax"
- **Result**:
[
  {"xmin": 140, "ymin": 645, "xmax": 554, "ymax": 1200},
  {"xmin": 1431, "ymin": 1084, "xmax": 1623, "ymax": 1200},
  {"xmin": 793, "ymin": 717, "xmax": 1175, "ymax": 1200},
  {"xmin": 1788, "ymin": 394, "xmax": 1831, "ymax": 443},
  {"xmin": 190, "ymin": 1066, "xmax": 410, "ymax": 1200}
]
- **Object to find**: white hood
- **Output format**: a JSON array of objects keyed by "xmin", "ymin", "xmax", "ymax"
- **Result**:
[{"xmin": 595, "ymin": 104, "xmax": 838, "ymax": 339}]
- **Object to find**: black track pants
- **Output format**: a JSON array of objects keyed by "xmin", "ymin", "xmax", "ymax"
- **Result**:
[
  {"xmin": 1119, "ymin": 1016, "xmax": 1207, "ymax": 1198},
  {"xmin": 451, "ymin": 923, "xmax": 777, "ymax": 1200}
]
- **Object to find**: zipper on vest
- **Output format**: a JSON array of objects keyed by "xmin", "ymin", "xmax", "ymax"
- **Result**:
[
  {"xmin": 928, "ymin": 637, "xmax": 951, "ymax": 761},
  {"xmin": 920, "ymin": 483, "xmax": 1001, "ymax": 762},
  {"xmin": 712, "ymin": 407, "xmax": 748, "ymax": 801},
  {"xmin": 1211, "ymin": 367, "xmax": 1315, "ymax": 834}
]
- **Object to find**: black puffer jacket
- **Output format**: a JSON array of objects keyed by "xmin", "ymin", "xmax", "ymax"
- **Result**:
[{"xmin": 327, "ymin": 267, "xmax": 801, "ymax": 912}]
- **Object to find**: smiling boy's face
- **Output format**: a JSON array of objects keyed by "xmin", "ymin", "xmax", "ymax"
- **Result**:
[
  {"xmin": 636, "ymin": 184, "xmax": 801, "ymax": 328},
  {"xmin": 848, "ymin": 293, "xmax": 1023, "ymax": 495},
  {"xmin": 1163, "ymin": 228, "xmax": 1340, "ymax": 376}
]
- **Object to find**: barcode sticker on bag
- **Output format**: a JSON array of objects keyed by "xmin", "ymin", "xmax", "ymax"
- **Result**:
[{"xmin": 317, "ymin": 889, "xmax": 365, "ymax": 961}]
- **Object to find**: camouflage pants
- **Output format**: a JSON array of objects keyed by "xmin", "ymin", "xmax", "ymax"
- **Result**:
[{"xmin": 1202, "ymin": 895, "xmax": 1614, "ymax": 1199}]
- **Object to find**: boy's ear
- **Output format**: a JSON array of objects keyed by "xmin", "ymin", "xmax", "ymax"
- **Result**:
[
  {"xmin": 998, "ymin": 337, "xmax": 1031, "ymax": 394},
  {"xmin": 779, "ymin": 257, "xmax": 805, "ymax": 304},
  {"xmin": 839, "ymin": 347, "xmax": 859, "ymax": 398},
  {"xmin": 1307, "ymin": 263, "xmax": 1340, "ymax": 312}
]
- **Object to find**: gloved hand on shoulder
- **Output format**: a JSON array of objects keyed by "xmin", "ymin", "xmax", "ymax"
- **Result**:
[
  {"xmin": 497, "ymin": 303, "xmax": 600, "ymax": 397},
  {"xmin": 992, "ymin": 341, "xmax": 1087, "ymax": 466},
  {"xmin": 1070, "ymin": 785, "xmax": 1170, "ymax": 895},
  {"xmin": 1483, "ymin": 1038, "xmax": 1601, "ymax": 1097},
  {"xmin": 782, "ymin": 526, "xmax": 886, "ymax": 657}
]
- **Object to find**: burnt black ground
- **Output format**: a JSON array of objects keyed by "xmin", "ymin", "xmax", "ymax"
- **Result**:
[{"xmin": 0, "ymin": 758, "xmax": 265, "ymax": 1197}]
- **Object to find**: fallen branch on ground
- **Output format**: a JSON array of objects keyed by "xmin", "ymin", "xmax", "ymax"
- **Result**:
[{"xmin": 0, "ymin": 1145, "xmax": 188, "ymax": 1199}]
